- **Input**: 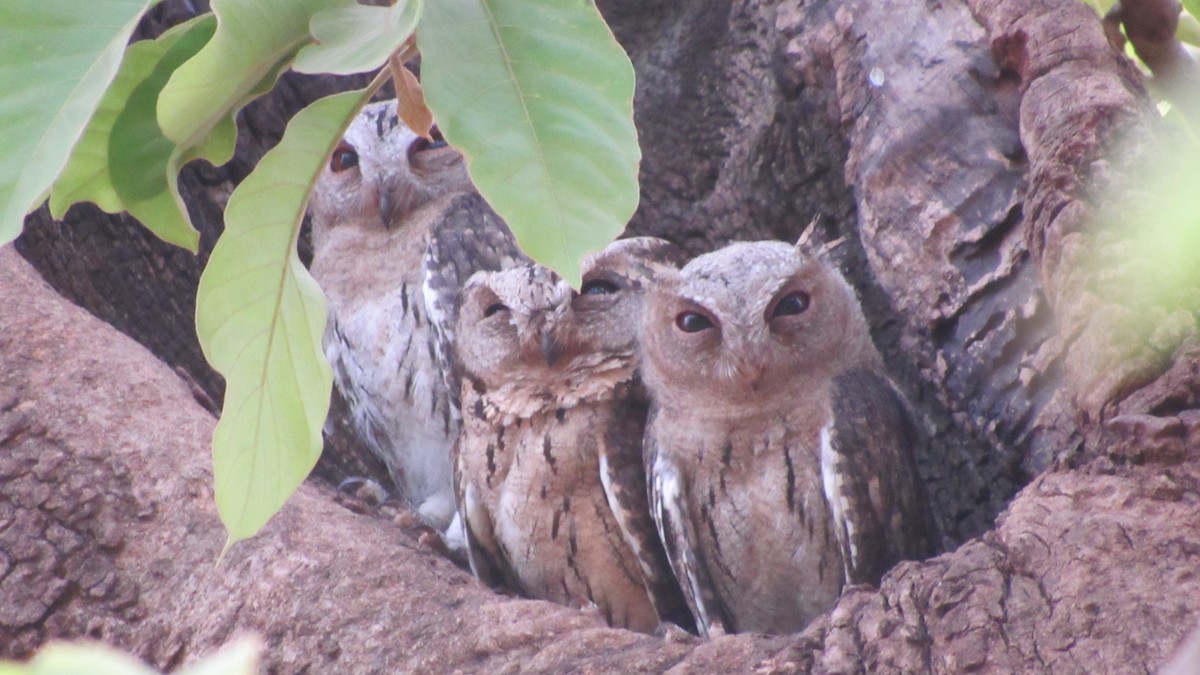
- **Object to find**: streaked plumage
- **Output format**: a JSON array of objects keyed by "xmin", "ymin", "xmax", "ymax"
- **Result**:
[
  {"xmin": 453, "ymin": 239, "xmax": 692, "ymax": 633},
  {"xmin": 308, "ymin": 100, "xmax": 525, "ymax": 539},
  {"xmin": 640, "ymin": 239, "xmax": 936, "ymax": 636}
]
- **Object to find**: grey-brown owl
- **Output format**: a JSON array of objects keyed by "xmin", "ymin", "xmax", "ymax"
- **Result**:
[
  {"xmin": 452, "ymin": 239, "xmax": 693, "ymax": 634},
  {"xmin": 308, "ymin": 100, "xmax": 525, "ymax": 539},
  {"xmin": 640, "ymin": 240, "xmax": 936, "ymax": 636}
]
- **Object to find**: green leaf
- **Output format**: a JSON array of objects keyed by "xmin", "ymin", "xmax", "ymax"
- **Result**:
[
  {"xmin": 1184, "ymin": 0, "xmax": 1200, "ymax": 22},
  {"xmin": 49, "ymin": 15, "xmax": 218, "ymax": 251},
  {"xmin": 157, "ymin": 0, "xmax": 344, "ymax": 157},
  {"xmin": 0, "ymin": 641, "xmax": 157, "ymax": 675},
  {"xmin": 0, "ymin": 0, "xmax": 155, "ymax": 245},
  {"xmin": 1178, "ymin": 11, "xmax": 1200, "ymax": 47},
  {"xmin": 417, "ymin": 0, "xmax": 641, "ymax": 287},
  {"xmin": 293, "ymin": 0, "xmax": 422, "ymax": 75},
  {"xmin": 196, "ymin": 89, "xmax": 368, "ymax": 543}
]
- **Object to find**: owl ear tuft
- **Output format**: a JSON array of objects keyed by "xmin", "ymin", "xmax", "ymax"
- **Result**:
[
  {"xmin": 821, "ymin": 236, "xmax": 847, "ymax": 256},
  {"xmin": 793, "ymin": 216, "xmax": 848, "ymax": 260},
  {"xmin": 793, "ymin": 215, "xmax": 819, "ymax": 253}
]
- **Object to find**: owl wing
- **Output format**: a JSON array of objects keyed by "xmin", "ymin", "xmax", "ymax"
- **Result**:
[
  {"xmin": 822, "ymin": 368, "xmax": 938, "ymax": 587},
  {"xmin": 452, "ymin": 434, "xmax": 526, "ymax": 595},
  {"xmin": 422, "ymin": 192, "xmax": 529, "ymax": 415},
  {"xmin": 598, "ymin": 399, "xmax": 697, "ymax": 633},
  {"xmin": 645, "ymin": 408, "xmax": 732, "ymax": 637}
]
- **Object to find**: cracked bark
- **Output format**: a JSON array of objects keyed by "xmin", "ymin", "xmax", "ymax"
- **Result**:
[{"xmin": 5, "ymin": 0, "xmax": 1200, "ymax": 671}]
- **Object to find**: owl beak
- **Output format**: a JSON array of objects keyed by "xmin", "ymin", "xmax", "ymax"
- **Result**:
[
  {"xmin": 538, "ymin": 303, "xmax": 572, "ymax": 368},
  {"xmin": 378, "ymin": 190, "xmax": 398, "ymax": 228},
  {"xmin": 731, "ymin": 351, "xmax": 767, "ymax": 390},
  {"xmin": 376, "ymin": 172, "xmax": 406, "ymax": 228},
  {"xmin": 541, "ymin": 330, "xmax": 563, "ymax": 368},
  {"xmin": 736, "ymin": 363, "xmax": 763, "ymax": 388}
]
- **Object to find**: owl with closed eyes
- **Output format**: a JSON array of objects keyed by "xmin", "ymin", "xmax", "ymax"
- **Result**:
[
  {"xmin": 640, "ymin": 239, "xmax": 936, "ymax": 636},
  {"xmin": 452, "ymin": 238, "xmax": 694, "ymax": 634},
  {"xmin": 308, "ymin": 100, "xmax": 526, "ymax": 541}
]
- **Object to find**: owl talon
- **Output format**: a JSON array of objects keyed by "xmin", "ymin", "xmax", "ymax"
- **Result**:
[
  {"xmin": 332, "ymin": 476, "xmax": 391, "ymax": 514},
  {"xmin": 654, "ymin": 621, "xmax": 698, "ymax": 642},
  {"xmin": 417, "ymin": 529, "xmax": 470, "ymax": 567},
  {"xmin": 393, "ymin": 508, "xmax": 424, "ymax": 529},
  {"xmin": 569, "ymin": 597, "xmax": 603, "ymax": 617}
]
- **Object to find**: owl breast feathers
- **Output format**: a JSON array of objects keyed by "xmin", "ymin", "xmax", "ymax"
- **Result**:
[
  {"xmin": 639, "ymin": 239, "xmax": 936, "ymax": 636},
  {"xmin": 307, "ymin": 100, "xmax": 526, "ymax": 539},
  {"xmin": 451, "ymin": 238, "xmax": 693, "ymax": 634}
]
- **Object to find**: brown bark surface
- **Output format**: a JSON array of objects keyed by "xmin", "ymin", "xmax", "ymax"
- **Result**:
[{"xmin": 5, "ymin": 0, "xmax": 1200, "ymax": 671}]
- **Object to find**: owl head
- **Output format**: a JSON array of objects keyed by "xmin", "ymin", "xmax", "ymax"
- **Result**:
[
  {"xmin": 540, "ymin": 237, "xmax": 688, "ymax": 369},
  {"xmin": 308, "ymin": 99, "xmax": 472, "ymax": 238},
  {"xmin": 455, "ymin": 264, "xmax": 574, "ymax": 390},
  {"xmin": 641, "ymin": 240, "xmax": 880, "ymax": 411}
]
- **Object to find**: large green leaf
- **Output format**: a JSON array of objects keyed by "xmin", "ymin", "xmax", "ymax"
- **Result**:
[
  {"xmin": 157, "ymin": 0, "xmax": 344, "ymax": 157},
  {"xmin": 0, "ymin": 0, "xmax": 154, "ymax": 245},
  {"xmin": 417, "ymin": 0, "xmax": 640, "ymax": 287},
  {"xmin": 1184, "ymin": 0, "xmax": 1200, "ymax": 22},
  {"xmin": 49, "ymin": 15, "xmax": 218, "ymax": 251},
  {"xmin": 196, "ymin": 90, "xmax": 367, "ymax": 543},
  {"xmin": 293, "ymin": 0, "xmax": 423, "ymax": 75}
]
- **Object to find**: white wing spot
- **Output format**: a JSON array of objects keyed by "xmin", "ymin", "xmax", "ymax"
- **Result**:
[
  {"xmin": 655, "ymin": 456, "xmax": 714, "ymax": 634},
  {"xmin": 820, "ymin": 421, "xmax": 856, "ymax": 582}
]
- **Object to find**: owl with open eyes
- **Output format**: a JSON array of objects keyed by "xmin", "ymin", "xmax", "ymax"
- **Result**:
[
  {"xmin": 452, "ymin": 238, "xmax": 694, "ymax": 634},
  {"xmin": 307, "ymin": 100, "xmax": 526, "ymax": 541},
  {"xmin": 640, "ymin": 239, "xmax": 936, "ymax": 636}
]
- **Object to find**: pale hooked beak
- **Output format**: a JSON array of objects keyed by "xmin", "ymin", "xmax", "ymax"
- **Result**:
[{"xmin": 378, "ymin": 186, "xmax": 398, "ymax": 228}]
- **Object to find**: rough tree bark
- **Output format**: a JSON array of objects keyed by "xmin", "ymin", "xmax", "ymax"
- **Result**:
[{"xmin": 4, "ymin": 0, "xmax": 1200, "ymax": 671}]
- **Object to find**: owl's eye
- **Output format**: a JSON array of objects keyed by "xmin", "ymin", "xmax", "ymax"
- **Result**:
[
  {"xmin": 484, "ymin": 302, "xmax": 509, "ymax": 318},
  {"xmin": 330, "ymin": 143, "xmax": 358, "ymax": 172},
  {"xmin": 429, "ymin": 125, "xmax": 447, "ymax": 148},
  {"xmin": 771, "ymin": 291, "xmax": 810, "ymax": 318},
  {"xmin": 580, "ymin": 278, "xmax": 620, "ymax": 295},
  {"xmin": 411, "ymin": 125, "xmax": 448, "ymax": 154},
  {"xmin": 676, "ymin": 311, "xmax": 714, "ymax": 333}
]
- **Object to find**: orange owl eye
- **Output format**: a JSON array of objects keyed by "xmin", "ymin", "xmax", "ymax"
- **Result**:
[
  {"xmin": 676, "ymin": 311, "xmax": 713, "ymax": 333},
  {"xmin": 771, "ymin": 292, "xmax": 810, "ymax": 318},
  {"xmin": 484, "ymin": 302, "xmax": 509, "ymax": 318},
  {"xmin": 330, "ymin": 143, "xmax": 358, "ymax": 172}
]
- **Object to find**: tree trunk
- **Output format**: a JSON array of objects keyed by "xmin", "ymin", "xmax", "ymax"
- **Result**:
[{"xmin": 5, "ymin": 0, "xmax": 1199, "ymax": 671}]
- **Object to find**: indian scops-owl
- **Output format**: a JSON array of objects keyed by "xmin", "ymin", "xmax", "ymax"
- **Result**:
[
  {"xmin": 640, "ymin": 240, "xmax": 936, "ymax": 636},
  {"xmin": 308, "ymin": 100, "xmax": 525, "ymax": 537},
  {"xmin": 452, "ymin": 238, "xmax": 694, "ymax": 633}
]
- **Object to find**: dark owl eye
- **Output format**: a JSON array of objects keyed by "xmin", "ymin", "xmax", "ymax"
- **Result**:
[
  {"xmin": 580, "ymin": 278, "xmax": 620, "ymax": 295},
  {"xmin": 675, "ymin": 311, "xmax": 714, "ymax": 333},
  {"xmin": 429, "ymin": 125, "xmax": 447, "ymax": 147},
  {"xmin": 771, "ymin": 292, "xmax": 810, "ymax": 318},
  {"xmin": 484, "ymin": 302, "xmax": 509, "ymax": 318},
  {"xmin": 411, "ymin": 125, "xmax": 448, "ymax": 154},
  {"xmin": 330, "ymin": 143, "xmax": 358, "ymax": 172}
]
